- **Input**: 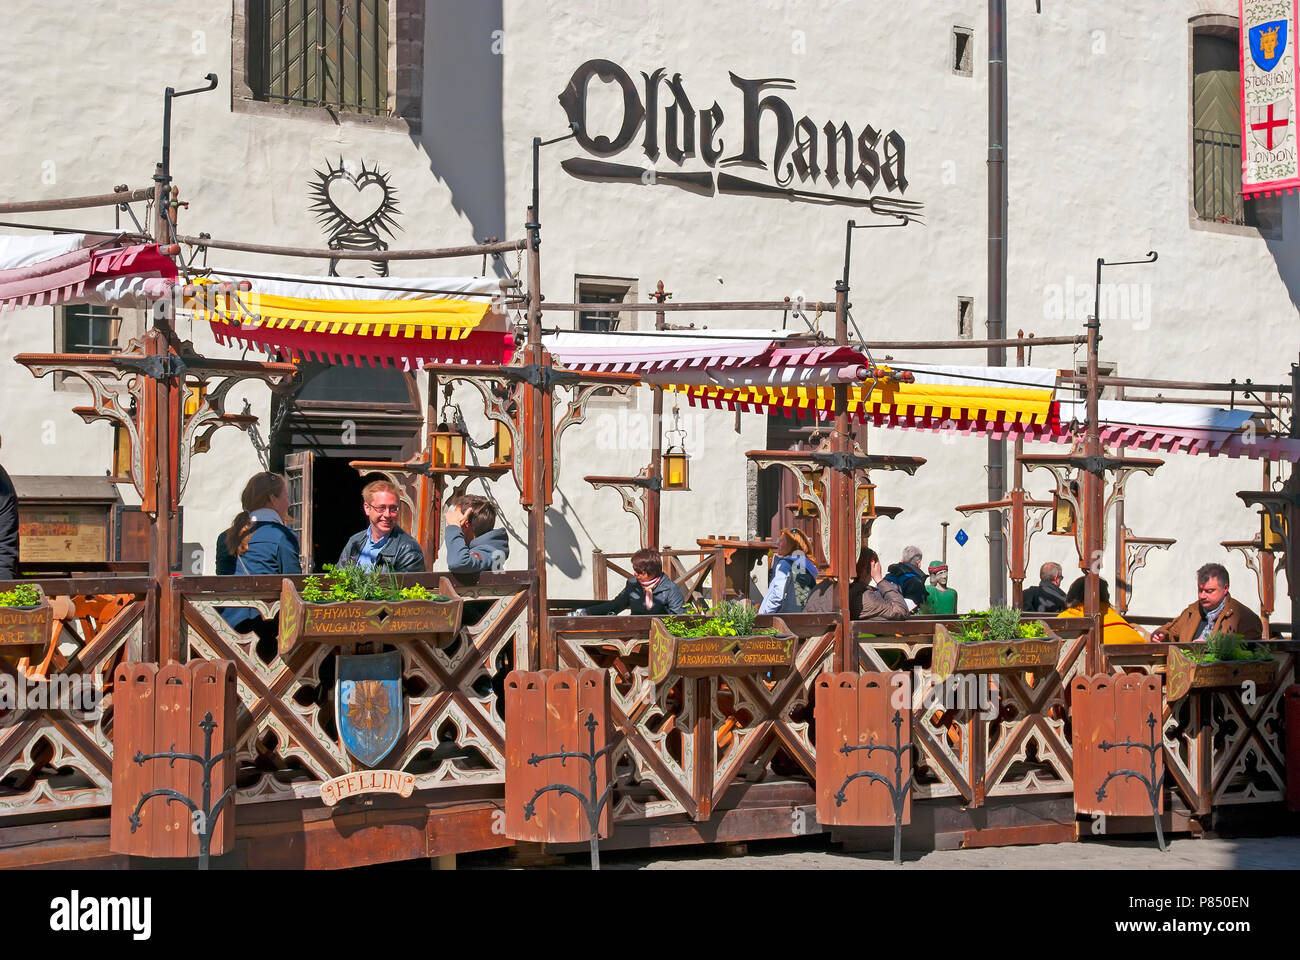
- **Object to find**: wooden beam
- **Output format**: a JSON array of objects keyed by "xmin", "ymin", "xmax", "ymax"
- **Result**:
[
  {"xmin": 176, "ymin": 234, "xmax": 526, "ymax": 261},
  {"xmin": 0, "ymin": 187, "xmax": 152, "ymax": 214}
]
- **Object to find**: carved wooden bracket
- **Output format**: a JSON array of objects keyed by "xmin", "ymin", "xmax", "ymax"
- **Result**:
[
  {"xmin": 16, "ymin": 336, "xmax": 296, "ymax": 507},
  {"xmin": 584, "ymin": 475, "xmax": 655, "ymax": 550}
]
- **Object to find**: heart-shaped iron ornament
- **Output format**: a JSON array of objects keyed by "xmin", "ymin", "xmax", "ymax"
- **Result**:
[{"xmin": 308, "ymin": 157, "xmax": 402, "ymax": 276}]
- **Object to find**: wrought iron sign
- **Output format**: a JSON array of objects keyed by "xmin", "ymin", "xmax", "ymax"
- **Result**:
[
  {"xmin": 308, "ymin": 157, "xmax": 402, "ymax": 277},
  {"xmin": 557, "ymin": 59, "xmax": 921, "ymax": 216}
]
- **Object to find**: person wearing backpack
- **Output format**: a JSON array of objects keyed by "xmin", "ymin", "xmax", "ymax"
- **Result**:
[
  {"xmin": 884, "ymin": 545, "xmax": 928, "ymax": 612},
  {"xmin": 758, "ymin": 528, "xmax": 819, "ymax": 614}
]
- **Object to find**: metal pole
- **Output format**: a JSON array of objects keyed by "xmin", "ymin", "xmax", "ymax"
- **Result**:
[
  {"xmin": 987, "ymin": 0, "xmax": 1009, "ymax": 607},
  {"xmin": 1083, "ymin": 264, "xmax": 1104, "ymax": 674},
  {"xmin": 525, "ymin": 206, "xmax": 550, "ymax": 670},
  {"xmin": 832, "ymin": 275, "xmax": 853, "ymax": 672},
  {"xmin": 1289, "ymin": 356, "xmax": 1300, "ymax": 636},
  {"xmin": 647, "ymin": 281, "xmax": 668, "ymax": 551}
]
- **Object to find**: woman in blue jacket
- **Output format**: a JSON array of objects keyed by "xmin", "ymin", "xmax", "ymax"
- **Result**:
[
  {"xmin": 759, "ymin": 528, "xmax": 819, "ymax": 614},
  {"xmin": 216, "ymin": 473, "xmax": 301, "ymax": 644}
]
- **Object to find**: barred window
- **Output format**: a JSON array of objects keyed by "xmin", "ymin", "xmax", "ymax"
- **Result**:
[
  {"xmin": 1191, "ymin": 22, "xmax": 1282, "ymax": 236},
  {"xmin": 247, "ymin": 0, "xmax": 390, "ymax": 117}
]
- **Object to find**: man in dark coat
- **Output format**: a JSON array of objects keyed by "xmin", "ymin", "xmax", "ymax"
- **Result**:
[
  {"xmin": 338, "ymin": 480, "xmax": 426, "ymax": 573},
  {"xmin": 0, "ymin": 456, "xmax": 17, "ymax": 581},
  {"xmin": 1022, "ymin": 562, "xmax": 1068, "ymax": 614}
]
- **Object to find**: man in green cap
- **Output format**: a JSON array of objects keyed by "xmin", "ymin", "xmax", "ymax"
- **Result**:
[{"xmin": 922, "ymin": 560, "xmax": 958, "ymax": 615}]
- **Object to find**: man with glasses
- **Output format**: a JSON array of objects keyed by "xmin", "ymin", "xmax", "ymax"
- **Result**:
[{"xmin": 338, "ymin": 480, "xmax": 426, "ymax": 573}]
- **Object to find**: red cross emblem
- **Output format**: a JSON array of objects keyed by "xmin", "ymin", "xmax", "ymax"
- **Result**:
[{"xmin": 1250, "ymin": 99, "xmax": 1292, "ymax": 151}]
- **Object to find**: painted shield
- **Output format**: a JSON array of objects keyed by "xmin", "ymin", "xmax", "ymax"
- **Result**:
[
  {"xmin": 1250, "ymin": 20, "xmax": 1288, "ymax": 73},
  {"xmin": 1249, "ymin": 99, "xmax": 1292, "ymax": 151},
  {"xmin": 337, "ymin": 650, "xmax": 403, "ymax": 768}
]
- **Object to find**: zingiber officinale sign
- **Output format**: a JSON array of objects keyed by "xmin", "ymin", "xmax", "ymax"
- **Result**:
[{"xmin": 557, "ymin": 59, "xmax": 913, "ymax": 208}]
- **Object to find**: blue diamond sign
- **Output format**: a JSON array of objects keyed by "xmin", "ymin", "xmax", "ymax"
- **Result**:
[{"xmin": 954, "ymin": 529, "xmax": 969, "ymax": 547}]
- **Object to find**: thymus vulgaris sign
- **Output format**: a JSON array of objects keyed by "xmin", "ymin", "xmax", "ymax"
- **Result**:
[{"xmin": 558, "ymin": 59, "xmax": 910, "ymax": 202}]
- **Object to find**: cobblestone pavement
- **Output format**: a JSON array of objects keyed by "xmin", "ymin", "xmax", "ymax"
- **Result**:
[{"xmin": 464, "ymin": 833, "xmax": 1300, "ymax": 870}]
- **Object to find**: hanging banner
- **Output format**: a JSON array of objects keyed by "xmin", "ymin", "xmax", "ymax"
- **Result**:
[{"xmin": 1241, "ymin": 0, "xmax": 1300, "ymax": 196}]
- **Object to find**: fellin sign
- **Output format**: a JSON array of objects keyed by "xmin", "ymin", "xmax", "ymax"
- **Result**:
[{"xmin": 558, "ymin": 58, "xmax": 912, "ymax": 206}]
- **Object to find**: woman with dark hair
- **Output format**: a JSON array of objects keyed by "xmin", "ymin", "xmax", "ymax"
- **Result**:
[
  {"xmin": 216, "ymin": 472, "xmax": 301, "ymax": 637},
  {"xmin": 1058, "ymin": 576, "xmax": 1147, "ymax": 644},
  {"xmin": 805, "ymin": 547, "xmax": 909, "ymax": 620},
  {"xmin": 759, "ymin": 528, "xmax": 820, "ymax": 614}
]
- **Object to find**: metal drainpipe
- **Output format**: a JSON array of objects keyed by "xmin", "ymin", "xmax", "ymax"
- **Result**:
[{"xmin": 987, "ymin": 0, "xmax": 1009, "ymax": 606}]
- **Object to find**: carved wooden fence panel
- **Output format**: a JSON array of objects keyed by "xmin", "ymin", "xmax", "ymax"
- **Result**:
[
  {"xmin": 0, "ymin": 581, "xmax": 145, "ymax": 820},
  {"xmin": 552, "ymin": 614, "xmax": 833, "ymax": 824},
  {"xmin": 179, "ymin": 573, "xmax": 530, "ymax": 806}
]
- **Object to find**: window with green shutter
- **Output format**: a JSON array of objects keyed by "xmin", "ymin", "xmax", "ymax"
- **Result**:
[{"xmin": 247, "ymin": 0, "xmax": 389, "ymax": 117}]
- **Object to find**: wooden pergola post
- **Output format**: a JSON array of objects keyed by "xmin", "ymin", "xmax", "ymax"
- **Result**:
[
  {"xmin": 524, "ymin": 205, "xmax": 550, "ymax": 671},
  {"xmin": 830, "ymin": 279, "xmax": 853, "ymax": 672},
  {"xmin": 646, "ymin": 281, "xmax": 669, "ymax": 552},
  {"xmin": 1082, "ymin": 302, "xmax": 1104, "ymax": 674}
]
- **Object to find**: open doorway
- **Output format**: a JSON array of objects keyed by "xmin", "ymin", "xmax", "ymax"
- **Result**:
[{"xmin": 273, "ymin": 363, "xmax": 425, "ymax": 572}]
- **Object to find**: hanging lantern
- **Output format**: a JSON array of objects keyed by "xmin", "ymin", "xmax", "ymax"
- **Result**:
[
  {"xmin": 856, "ymin": 478, "xmax": 877, "ymax": 519},
  {"xmin": 662, "ymin": 406, "xmax": 690, "ymax": 490},
  {"xmin": 1050, "ymin": 482, "xmax": 1078, "ymax": 536},
  {"xmin": 1262, "ymin": 510, "xmax": 1287, "ymax": 551},
  {"xmin": 111, "ymin": 397, "xmax": 137, "ymax": 481},
  {"xmin": 183, "ymin": 380, "xmax": 206, "ymax": 418},
  {"xmin": 432, "ymin": 422, "xmax": 467, "ymax": 470},
  {"xmin": 797, "ymin": 467, "xmax": 825, "ymax": 518},
  {"xmin": 492, "ymin": 418, "xmax": 514, "ymax": 467}
]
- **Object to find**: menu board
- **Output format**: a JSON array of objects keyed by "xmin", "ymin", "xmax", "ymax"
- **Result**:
[{"xmin": 18, "ymin": 505, "xmax": 110, "ymax": 563}]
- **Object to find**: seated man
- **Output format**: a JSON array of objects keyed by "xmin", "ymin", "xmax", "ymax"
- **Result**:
[
  {"xmin": 1058, "ymin": 576, "xmax": 1147, "ymax": 645},
  {"xmin": 1022, "ymin": 561, "xmax": 1068, "ymax": 614},
  {"xmin": 573, "ymin": 548, "xmax": 686, "ymax": 616},
  {"xmin": 1151, "ymin": 562, "xmax": 1262, "ymax": 643},
  {"xmin": 884, "ymin": 545, "xmax": 928, "ymax": 612},
  {"xmin": 805, "ymin": 547, "xmax": 908, "ymax": 620},
  {"xmin": 338, "ymin": 480, "xmax": 426, "ymax": 573},
  {"xmin": 443, "ymin": 494, "xmax": 509, "ymax": 574}
]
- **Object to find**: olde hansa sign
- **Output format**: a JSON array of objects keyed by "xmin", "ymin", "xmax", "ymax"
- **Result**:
[{"xmin": 557, "ymin": 59, "xmax": 913, "ymax": 208}]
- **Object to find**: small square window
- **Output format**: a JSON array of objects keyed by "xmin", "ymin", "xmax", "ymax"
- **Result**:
[
  {"xmin": 953, "ymin": 27, "xmax": 974, "ymax": 77},
  {"xmin": 957, "ymin": 297, "xmax": 974, "ymax": 339},
  {"xmin": 574, "ymin": 275, "xmax": 638, "ymax": 406}
]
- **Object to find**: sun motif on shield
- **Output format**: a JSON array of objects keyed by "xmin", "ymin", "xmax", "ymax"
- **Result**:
[
  {"xmin": 337, "ymin": 650, "xmax": 403, "ymax": 768},
  {"xmin": 346, "ymin": 680, "xmax": 392, "ymax": 732}
]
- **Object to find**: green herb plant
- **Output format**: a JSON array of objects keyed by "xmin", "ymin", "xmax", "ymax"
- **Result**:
[
  {"xmin": 1182, "ymin": 631, "xmax": 1269, "ymax": 664},
  {"xmin": 0, "ymin": 585, "xmax": 40, "ymax": 608},
  {"xmin": 664, "ymin": 600, "xmax": 780, "ymax": 639},
  {"xmin": 952, "ymin": 605, "xmax": 1046, "ymax": 644},
  {"xmin": 299, "ymin": 564, "xmax": 447, "ymax": 604}
]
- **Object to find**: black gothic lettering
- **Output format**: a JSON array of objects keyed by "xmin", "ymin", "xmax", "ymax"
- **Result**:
[
  {"xmin": 856, "ymin": 125, "xmax": 881, "ymax": 190},
  {"xmin": 700, "ymin": 102, "xmax": 725, "ymax": 165},
  {"xmin": 558, "ymin": 58, "xmax": 646, "ymax": 156},
  {"xmin": 721, "ymin": 72, "xmax": 795, "ymax": 174},
  {"xmin": 664, "ymin": 73, "xmax": 697, "ymax": 164},
  {"xmin": 882, "ymin": 130, "xmax": 908, "ymax": 193},
  {"xmin": 641, "ymin": 68, "xmax": 667, "ymax": 161},
  {"xmin": 790, "ymin": 117, "xmax": 819, "ymax": 183}
]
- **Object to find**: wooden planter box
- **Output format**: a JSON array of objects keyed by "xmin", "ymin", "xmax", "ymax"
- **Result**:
[
  {"xmin": 931, "ymin": 621, "xmax": 1062, "ymax": 680},
  {"xmin": 1164, "ymin": 646, "xmax": 1276, "ymax": 702},
  {"xmin": 0, "ymin": 586, "xmax": 51, "ymax": 649},
  {"xmin": 278, "ymin": 577, "xmax": 464, "ymax": 655},
  {"xmin": 648, "ymin": 617, "xmax": 796, "ymax": 685}
]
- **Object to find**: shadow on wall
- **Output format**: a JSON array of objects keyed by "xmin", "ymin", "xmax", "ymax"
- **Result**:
[
  {"xmin": 544, "ymin": 507, "xmax": 584, "ymax": 579},
  {"xmin": 417, "ymin": 1, "xmax": 507, "ymax": 270},
  {"xmin": 1265, "ymin": 197, "xmax": 1300, "ymax": 321}
]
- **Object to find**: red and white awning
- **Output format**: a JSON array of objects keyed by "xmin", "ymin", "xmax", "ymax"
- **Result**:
[{"xmin": 0, "ymin": 233, "xmax": 178, "ymax": 311}]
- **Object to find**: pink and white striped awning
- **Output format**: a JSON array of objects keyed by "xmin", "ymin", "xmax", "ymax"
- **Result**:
[
  {"xmin": 0, "ymin": 234, "xmax": 177, "ymax": 311},
  {"xmin": 1046, "ymin": 400, "xmax": 1300, "ymax": 460},
  {"xmin": 542, "ymin": 330, "xmax": 829, "ymax": 375}
]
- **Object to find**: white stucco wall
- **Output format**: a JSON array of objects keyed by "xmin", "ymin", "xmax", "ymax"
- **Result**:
[{"xmin": 0, "ymin": 1, "xmax": 1295, "ymax": 621}]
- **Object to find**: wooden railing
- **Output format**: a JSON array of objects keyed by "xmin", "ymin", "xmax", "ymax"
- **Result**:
[{"xmin": 591, "ymin": 547, "xmax": 729, "ymax": 608}]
